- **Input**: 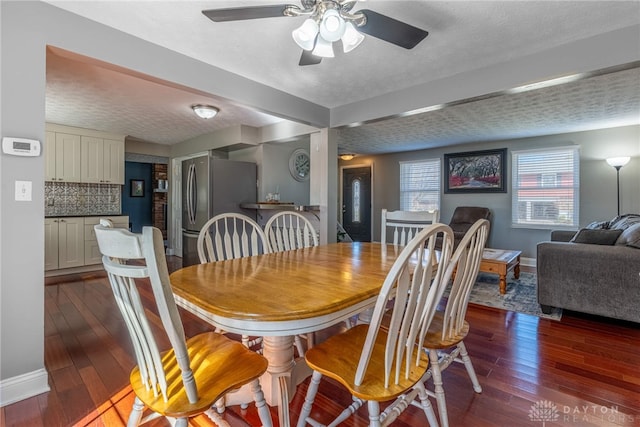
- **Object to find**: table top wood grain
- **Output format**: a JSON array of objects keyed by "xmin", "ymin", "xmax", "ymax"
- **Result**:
[{"xmin": 169, "ymin": 242, "xmax": 403, "ymax": 325}]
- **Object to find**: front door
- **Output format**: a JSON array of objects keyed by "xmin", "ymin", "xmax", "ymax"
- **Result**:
[{"xmin": 342, "ymin": 166, "xmax": 372, "ymax": 242}]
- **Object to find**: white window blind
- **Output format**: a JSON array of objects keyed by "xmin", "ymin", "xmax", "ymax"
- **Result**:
[
  {"xmin": 511, "ymin": 146, "xmax": 579, "ymax": 229},
  {"xmin": 400, "ymin": 159, "xmax": 440, "ymax": 212}
]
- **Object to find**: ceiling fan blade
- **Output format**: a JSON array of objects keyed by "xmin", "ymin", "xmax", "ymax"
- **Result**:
[
  {"xmin": 299, "ymin": 50, "xmax": 323, "ymax": 66},
  {"xmin": 358, "ymin": 9, "xmax": 428, "ymax": 49},
  {"xmin": 202, "ymin": 5, "xmax": 290, "ymax": 22}
]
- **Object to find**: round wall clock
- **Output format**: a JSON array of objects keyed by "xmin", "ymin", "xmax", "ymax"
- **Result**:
[{"xmin": 289, "ymin": 148, "xmax": 310, "ymax": 181}]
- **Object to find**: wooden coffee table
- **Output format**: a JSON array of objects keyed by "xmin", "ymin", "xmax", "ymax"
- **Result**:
[{"xmin": 479, "ymin": 248, "xmax": 522, "ymax": 294}]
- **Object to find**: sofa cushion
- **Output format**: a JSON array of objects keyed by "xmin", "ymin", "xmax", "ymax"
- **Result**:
[
  {"xmin": 585, "ymin": 220, "xmax": 609, "ymax": 229},
  {"xmin": 570, "ymin": 228, "xmax": 622, "ymax": 245},
  {"xmin": 616, "ymin": 222, "xmax": 640, "ymax": 248}
]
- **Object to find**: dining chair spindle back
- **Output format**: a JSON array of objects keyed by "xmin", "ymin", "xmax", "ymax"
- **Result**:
[
  {"xmin": 264, "ymin": 211, "xmax": 318, "ymax": 253},
  {"xmin": 197, "ymin": 213, "xmax": 268, "ymax": 263},
  {"xmin": 381, "ymin": 208, "xmax": 440, "ymax": 246}
]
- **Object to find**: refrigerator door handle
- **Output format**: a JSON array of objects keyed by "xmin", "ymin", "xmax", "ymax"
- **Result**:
[{"xmin": 187, "ymin": 163, "xmax": 196, "ymax": 226}]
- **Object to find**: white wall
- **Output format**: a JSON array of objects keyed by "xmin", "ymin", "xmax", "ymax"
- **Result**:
[{"xmin": 348, "ymin": 125, "xmax": 640, "ymax": 259}]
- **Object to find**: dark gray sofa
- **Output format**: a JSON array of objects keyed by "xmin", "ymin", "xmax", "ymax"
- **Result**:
[{"xmin": 536, "ymin": 215, "xmax": 640, "ymax": 323}]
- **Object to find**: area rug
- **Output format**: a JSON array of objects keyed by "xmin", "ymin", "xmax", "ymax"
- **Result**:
[{"xmin": 455, "ymin": 272, "xmax": 563, "ymax": 321}]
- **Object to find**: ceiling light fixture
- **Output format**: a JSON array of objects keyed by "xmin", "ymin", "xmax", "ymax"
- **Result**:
[
  {"xmin": 191, "ymin": 104, "xmax": 219, "ymax": 119},
  {"xmin": 339, "ymin": 153, "xmax": 355, "ymax": 161},
  {"xmin": 291, "ymin": 1, "xmax": 366, "ymax": 57}
]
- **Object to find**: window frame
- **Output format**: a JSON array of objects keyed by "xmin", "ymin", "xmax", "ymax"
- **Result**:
[
  {"xmin": 399, "ymin": 158, "xmax": 441, "ymax": 212},
  {"xmin": 511, "ymin": 146, "xmax": 580, "ymax": 230}
]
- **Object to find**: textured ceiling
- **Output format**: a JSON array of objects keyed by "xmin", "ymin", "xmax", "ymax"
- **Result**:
[{"xmin": 43, "ymin": 1, "xmax": 640, "ymax": 153}]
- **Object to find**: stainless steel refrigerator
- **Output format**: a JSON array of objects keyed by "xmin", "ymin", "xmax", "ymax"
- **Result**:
[{"xmin": 182, "ymin": 156, "xmax": 257, "ymax": 267}]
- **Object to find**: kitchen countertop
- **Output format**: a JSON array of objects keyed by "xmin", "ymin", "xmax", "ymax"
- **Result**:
[
  {"xmin": 240, "ymin": 203, "xmax": 320, "ymax": 212},
  {"xmin": 45, "ymin": 213, "xmax": 125, "ymax": 218}
]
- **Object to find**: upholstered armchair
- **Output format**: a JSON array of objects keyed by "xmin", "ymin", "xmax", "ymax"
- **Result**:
[{"xmin": 448, "ymin": 206, "xmax": 492, "ymax": 249}]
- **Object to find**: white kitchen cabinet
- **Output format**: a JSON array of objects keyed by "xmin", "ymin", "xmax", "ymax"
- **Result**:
[
  {"xmin": 44, "ymin": 218, "xmax": 59, "ymax": 271},
  {"xmin": 84, "ymin": 216, "xmax": 129, "ymax": 265},
  {"xmin": 81, "ymin": 136, "xmax": 125, "ymax": 184},
  {"xmin": 44, "ymin": 132, "xmax": 82, "ymax": 182},
  {"xmin": 45, "ymin": 217, "xmax": 85, "ymax": 270},
  {"xmin": 46, "ymin": 124, "xmax": 125, "ymax": 185}
]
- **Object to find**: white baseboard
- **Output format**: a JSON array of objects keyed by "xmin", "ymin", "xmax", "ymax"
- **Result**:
[
  {"xmin": 521, "ymin": 256, "xmax": 536, "ymax": 268},
  {"xmin": 0, "ymin": 368, "xmax": 50, "ymax": 407}
]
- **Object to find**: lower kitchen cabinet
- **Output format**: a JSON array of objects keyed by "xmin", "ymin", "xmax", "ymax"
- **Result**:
[
  {"xmin": 45, "ymin": 215, "xmax": 129, "ymax": 271},
  {"xmin": 45, "ymin": 217, "xmax": 85, "ymax": 270}
]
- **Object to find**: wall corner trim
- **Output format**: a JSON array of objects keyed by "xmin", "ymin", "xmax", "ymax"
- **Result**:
[{"xmin": 0, "ymin": 368, "xmax": 50, "ymax": 407}]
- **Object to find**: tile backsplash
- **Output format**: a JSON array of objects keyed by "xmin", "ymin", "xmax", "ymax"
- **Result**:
[{"xmin": 45, "ymin": 182, "xmax": 121, "ymax": 216}]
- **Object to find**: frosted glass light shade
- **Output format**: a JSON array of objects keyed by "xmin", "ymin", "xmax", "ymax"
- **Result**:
[
  {"xmin": 192, "ymin": 105, "xmax": 219, "ymax": 119},
  {"xmin": 319, "ymin": 9, "xmax": 345, "ymax": 42},
  {"xmin": 342, "ymin": 22, "xmax": 364, "ymax": 53},
  {"xmin": 292, "ymin": 18, "xmax": 319, "ymax": 51},
  {"xmin": 312, "ymin": 36, "xmax": 335, "ymax": 58},
  {"xmin": 606, "ymin": 157, "xmax": 630, "ymax": 168}
]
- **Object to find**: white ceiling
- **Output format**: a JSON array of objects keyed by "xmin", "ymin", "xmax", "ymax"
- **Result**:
[{"xmin": 44, "ymin": 1, "xmax": 640, "ymax": 154}]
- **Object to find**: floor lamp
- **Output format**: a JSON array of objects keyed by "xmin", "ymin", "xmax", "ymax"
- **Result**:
[{"xmin": 606, "ymin": 156, "xmax": 630, "ymax": 216}]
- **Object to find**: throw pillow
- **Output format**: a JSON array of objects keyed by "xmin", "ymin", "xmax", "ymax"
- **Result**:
[
  {"xmin": 585, "ymin": 220, "xmax": 609, "ymax": 229},
  {"xmin": 616, "ymin": 222, "xmax": 640, "ymax": 248},
  {"xmin": 570, "ymin": 229, "xmax": 623, "ymax": 245},
  {"xmin": 609, "ymin": 214, "xmax": 640, "ymax": 230}
]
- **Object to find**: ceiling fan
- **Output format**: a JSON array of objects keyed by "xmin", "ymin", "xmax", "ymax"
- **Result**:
[{"xmin": 202, "ymin": 0, "xmax": 429, "ymax": 66}]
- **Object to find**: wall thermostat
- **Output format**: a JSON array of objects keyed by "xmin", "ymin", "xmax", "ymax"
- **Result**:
[{"xmin": 2, "ymin": 137, "xmax": 41, "ymax": 157}]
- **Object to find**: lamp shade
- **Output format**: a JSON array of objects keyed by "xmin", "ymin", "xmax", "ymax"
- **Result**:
[
  {"xmin": 319, "ymin": 9, "xmax": 346, "ymax": 42},
  {"xmin": 292, "ymin": 18, "xmax": 319, "ymax": 51},
  {"xmin": 312, "ymin": 36, "xmax": 335, "ymax": 58},
  {"xmin": 606, "ymin": 157, "xmax": 630, "ymax": 168},
  {"xmin": 341, "ymin": 22, "xmax": 364, "ymax": 53},
  {"xmin": 192, "ymin": 105, "xmax": 219, "ymax": 119}
]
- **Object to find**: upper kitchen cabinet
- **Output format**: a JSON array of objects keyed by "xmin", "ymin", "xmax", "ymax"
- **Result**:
[
  {"xmin": 45, "ymin": 131, "xmax": 82, "ymax": 182},
  {"xmin": 81, "ymin": 136, "xmax": 125, "ymax": 184},
  {"xmin": 46, "ymin": 124, "xmax": 125, "ymax": 184}
]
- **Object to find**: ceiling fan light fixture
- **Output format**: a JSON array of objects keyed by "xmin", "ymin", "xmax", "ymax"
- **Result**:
[
  {"xmin": 342, "ymin": 22, "xmax": 364, "ymax": 53},
  {"xmin": 292, "ymin": 18, "xmax": 319, "ymax": 51},
  {"xmin": 319, "ymin": 9, "xmax": 345, "ymax": 42},
  {"xmin": 191, "ymin": 104, "xmax": 219, "ymax": 119},
  {"xmin": 312, "ymin": 36, "xmax": 335, "ymax": 58}
]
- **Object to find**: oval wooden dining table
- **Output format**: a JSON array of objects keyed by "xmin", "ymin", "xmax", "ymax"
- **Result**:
[{"xmin": 169, "ymin": 242, "xmax": 403, "ymax": 427}]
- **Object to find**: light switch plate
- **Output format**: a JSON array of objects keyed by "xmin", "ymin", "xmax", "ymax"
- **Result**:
[{"xmin": 15, "ymin": 180, "xmax": 32, "ymax": 201}]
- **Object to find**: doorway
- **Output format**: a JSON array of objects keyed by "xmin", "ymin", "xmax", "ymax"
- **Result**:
[{"xmin": 341, "ymin": 166, "xmax": 372, "ymax": 242}]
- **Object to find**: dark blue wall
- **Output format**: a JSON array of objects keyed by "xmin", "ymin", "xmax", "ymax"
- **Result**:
[{"xmin": 122, "ymin": 162, "xmax": 153, "ymax": 232}]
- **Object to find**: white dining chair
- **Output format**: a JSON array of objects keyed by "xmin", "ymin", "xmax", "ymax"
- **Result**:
[
  {"xmin": 417, "ymin": 218, "xmax": 489, "ymax": 427},
  {"xmin": 264, "ymin": 211, "xmax": 318, "ymax": 253},
  {"xmin": 197, "ymin": 212, "xmax": 269, "ymax": 353},
  {"xmin": 297, "ymin": 223, "xmax": 455, "ymax": 427},
  {"xmin": 381, "ymin": 208, "xmax": 440, "ymax": 246},
  {"xmin": 197, "ymin": 212, "xmax": 269, "ymax": 263},
  {"xmin": 94, "ymin": 223, "xmax": 273, "ymax": 427}
]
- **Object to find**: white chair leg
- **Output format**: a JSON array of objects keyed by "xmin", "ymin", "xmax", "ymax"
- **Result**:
[
  {"xmin": 414, "ymin": 381, "xmax": 440, "ymax": 427},
  {"xmin": 367, "ymin": 400, "xmax": 382, "ymax": 427},
  {"xmin": 250, "ymin": 379, "xmax": 273, "ymax": 427},
  {"xmin": 127, "ymin": 397, "xmax": 145, "ymax": 427},
  {"xmin": 294, "ymin": 335, "xmax": 306, "ymax": 357},
  {"xmin": 297, "ymin": 370, "xmax": 322, "ymax": 427},
  {"xmin": 429, "ymin": 349, "xmax": 449, "ymax": 427},
  {"xmin": 458, "ymin": 341, "xmax": 482, "ymax": 393}
]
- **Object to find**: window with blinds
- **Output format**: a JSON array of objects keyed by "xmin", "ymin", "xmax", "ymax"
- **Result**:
[
  {"xmin": 511, "ymin": 146, "xmax": 580, "ymax": 229},
  {"xmin": 399, "ymin": 159, "xmax": 441, "ymax": 212}
]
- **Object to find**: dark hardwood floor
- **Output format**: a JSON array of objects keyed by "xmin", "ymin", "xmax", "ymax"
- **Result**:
[{"xmin": 2, "ymin": 259, "xmax": 639, "ymax": 426}]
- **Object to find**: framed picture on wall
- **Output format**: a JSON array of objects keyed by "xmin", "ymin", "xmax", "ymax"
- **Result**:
[
  {"xmin": 130, "ymin": 179, "xmax": 145, "ymax": 197},
  {"xmin": 444, "ymin": 148, "xmax": 507, "ymax": 193}
]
